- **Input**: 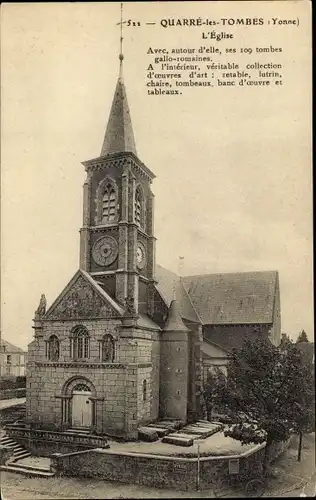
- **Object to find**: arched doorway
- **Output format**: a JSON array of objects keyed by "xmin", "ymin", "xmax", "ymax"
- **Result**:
[
  {"xmin": 71, "ymin": 383, "xmax": 92, "ymax": 428},
  {"xmin": 61, "ymin": 377, "xmax": 96, "ymax": 430}
]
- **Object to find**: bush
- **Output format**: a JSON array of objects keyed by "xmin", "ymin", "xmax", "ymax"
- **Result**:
[
  {"xmin": 0, "ymin": 377, "xmax": 16, "ymax": 391},
  {"xmin": 0, "ymin": 376, "xmax": 26, "ymax": 391},
  {"xmin": 16, "ymin": 376, "xmax": 26, "ymax": 388},
  {"xmin": 0, "ymin": 387, "xmax": 26, "ymax": 400}
]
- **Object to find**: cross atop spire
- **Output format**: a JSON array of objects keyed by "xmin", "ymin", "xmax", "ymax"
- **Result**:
[
  {"xmin": 100, "ymin": 2, "xmax": 137, "ymax": 157},
  {"xmin": 118, "ymin": 2, "xmax": 124, "ymax": 75}
]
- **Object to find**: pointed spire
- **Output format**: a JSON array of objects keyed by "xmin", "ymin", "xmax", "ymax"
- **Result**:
[
  {"xmin": 100, "ymin": 3, "xmax": 137, "ymax": 157},
  {"xmin": 164, "ymin": 299, "xmax": 188, "ymax": 332}
]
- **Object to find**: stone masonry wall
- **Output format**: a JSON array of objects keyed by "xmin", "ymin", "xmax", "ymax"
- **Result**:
[
  {"xmin": 27, "ymin": 320, "xmax": 161, "ymax": 437},
  {"xmin": 51, "ymin": 438, "xmax": 292, "ymax": 491}
]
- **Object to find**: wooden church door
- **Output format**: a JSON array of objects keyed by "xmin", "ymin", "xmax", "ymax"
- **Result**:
[{"xmin": 71, "ymin": 385, "xmax": 92, "ymax": 428}]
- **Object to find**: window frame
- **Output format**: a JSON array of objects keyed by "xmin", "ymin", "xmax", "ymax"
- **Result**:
[
  {"xmin": 71, "ymin": 326, "xmax": 90, "ymax": 360},
  {"xmin": 95, "ymin": 176, "xmax": 119, "ymax": 225}
]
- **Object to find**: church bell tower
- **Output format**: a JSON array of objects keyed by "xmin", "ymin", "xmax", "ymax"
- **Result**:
[{"xmin": 79, "ymin": 50, "xmax": 156, "ymax": 316}]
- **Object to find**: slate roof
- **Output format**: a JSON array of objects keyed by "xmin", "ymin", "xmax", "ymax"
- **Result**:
[
  {"xmin": 156, "ymin": 265, "xmax": 278, "ymax": 326},
  {"xmin": 0, "ymin": 339, "xmax": 25, "ymax": 353},
  {"xmin": 100, "ymin": 75, "xmax": 137, "ymax": 157},
  {"xmin": 155, "ymin": 265, "xmax": 201, "ymax": 323}
]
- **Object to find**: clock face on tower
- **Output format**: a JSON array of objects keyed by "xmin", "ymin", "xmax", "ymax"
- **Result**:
[
  {"xmin": 92, "ymin": 236, "xmax": 118, "ymax": 267},
  {"xmin": 136, "ymin": 241, "xmax": 146, "ymax": 270}
]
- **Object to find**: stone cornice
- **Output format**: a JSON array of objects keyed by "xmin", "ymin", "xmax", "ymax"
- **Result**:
[
  {"xmin": 82, "ymin": 152, "xmax": 155, "ymax": 183},
  {"xmin": 35, "ymin": 361, "xmax": 152, "ymax": 369},
  {"xmin": 41, "ymin": 315, "xmax": 121, "ymax": 322}
]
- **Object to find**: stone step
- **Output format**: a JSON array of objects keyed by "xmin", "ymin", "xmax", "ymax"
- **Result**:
[
  {"xmin": 11, "ymin": 444, "xmax": 24, "ymax": 451},
  {"xmin": 12, "ymin": 462, "xmax": 51, "ymax": 473},
  {"xmin": 0, "ymin": 435, "xmax": 31, "ymax": 464},
  {"xmin": 1, "ymin": 439, "xmax": 17, "ymax": 447},
  {"xmin": 13, "ymin": 449, "xmax": 27, "ymax": 456},
  {"xmin": 0, "ymin": 437, "xmax": 14, "ymax": 444},
  {"xmin": 0, "ymin": 464, "xmax": 55, "ymax": 477},
  {"xmin": 13, "ymin": 450, "xmax": 31, "ymax": 460},
  {"xmin": 162, "ymin": 435, "xmax": 193, "ymax": 447}
]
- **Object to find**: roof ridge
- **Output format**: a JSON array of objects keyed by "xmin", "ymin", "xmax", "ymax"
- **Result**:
[
  {"xmin": 180, "ymin": 279, "xmax": 202, "ymax": 324},
  {"xmin": 183, "ymin": 270, "xmax": 278, "ymax": 279}
]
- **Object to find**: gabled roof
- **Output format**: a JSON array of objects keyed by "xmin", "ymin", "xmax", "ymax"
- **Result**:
[
  {"xmin": 45, "ymin": 269, "xmax": 124, "ymax": 320},
  {"xmin": 100, "ymin": 76, "xmax": 137, "ymax": 156},
  {"xmin": 182, "ymin": 271, "xmax": 278, "ymax": 325},
  {"xmin": 155, "ymin": 265, "xmax": 201, "ymax": 323},
  {"xmin": 0, "ymin": 339, "xmax": 25, "ymax": 353},
  {"xmin": 156, "ymin": 265, "xmax": 278, "ymax": 326}
]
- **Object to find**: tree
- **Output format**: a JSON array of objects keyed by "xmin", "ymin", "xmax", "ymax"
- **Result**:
[
  {"xmin": 296, "ymin": 329, "xmax": 309, "ymax": 343},
  {"xmin": 280, "ymin": 332, "xmax": 291, "ymax": 346},
  {"xmin": 203, "ymin": 368, "xmax": 227, "ymax": 421},
  {"xmin": 209, "ymin": 336, "xmax": 314, "ymax": 474}
]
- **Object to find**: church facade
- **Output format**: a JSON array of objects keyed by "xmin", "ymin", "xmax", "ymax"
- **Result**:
[{"xmin": 26, "ymin": 66, "xmax": 281, "ymax": 439}]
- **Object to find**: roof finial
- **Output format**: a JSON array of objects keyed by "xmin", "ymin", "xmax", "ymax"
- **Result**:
[
  {"xmin": 118, "ymin": 2, "xmax": 124, "ymax": 76},
  {"xmin": 178, "ymin": 256, "xmax": 184, "ymax": 277},
  {"xmin": 172, "ymin": 279, "xmax": 177, "ymax": 300}
]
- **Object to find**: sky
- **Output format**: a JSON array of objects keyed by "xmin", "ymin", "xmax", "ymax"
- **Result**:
[{"xmin": 1, "ymin": 2, "xmax": 313, "ymax": 350}]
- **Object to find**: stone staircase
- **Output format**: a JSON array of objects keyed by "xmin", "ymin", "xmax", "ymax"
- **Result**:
[{"xmin": 0, "ymin": 434, "xmax": 55, "ymax": 477}]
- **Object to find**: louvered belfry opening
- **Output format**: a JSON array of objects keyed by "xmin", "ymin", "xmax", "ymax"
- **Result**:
[{"xmin": 102, "ymin": 183, "xmax": 117, "ymax": 223}]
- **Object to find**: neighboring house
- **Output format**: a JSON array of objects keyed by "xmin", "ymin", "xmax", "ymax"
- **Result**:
[{"xmin": 0, "ymin": 339, "xmax": 27, "ymax": 377}]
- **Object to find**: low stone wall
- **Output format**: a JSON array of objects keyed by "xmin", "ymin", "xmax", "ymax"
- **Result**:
[
  {"xmin": 50, "ymin": 437, "xmax": 292, "ymax": 491},
  {"xmin": 0, "ymin": 388, "xmax": 26, "ymax": 400},
  {"xmin": 50, "ymin": 445, "xmax": 264, "ymax": 490},
  {"xmin": 5, "ymin": 425, "xmax": 109, "ymax": 457}
]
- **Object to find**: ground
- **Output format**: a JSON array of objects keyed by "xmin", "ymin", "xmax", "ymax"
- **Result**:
[
  {"xmin": 1, "ymin": 433, "xmax": 314, "ymax": 499},
  {"xmin": 106, "ymin": 429, "xmax": 257, "ymax": 457},
  {"xmin": 0, "ymin": 398, "xmax": 26, "ymax": 410}
]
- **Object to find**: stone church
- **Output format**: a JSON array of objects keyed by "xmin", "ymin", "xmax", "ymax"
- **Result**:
[{"xmin": 26, "ymin": 61, "xmax": 281, "ymax": 439}]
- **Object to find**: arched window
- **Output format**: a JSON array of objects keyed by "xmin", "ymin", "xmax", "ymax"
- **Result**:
[
  {"xmin": 102, "ymin": 182, "xmax": 117, "ymax": 223},
  {"xmin": 143, "ymin": 379, "xmax": 147, "ymax": 401},
  {"xmin": 135, "ymin": 186, "xmax": 144, "ymax": 228},
  {"xmin": 72, "ymin": 383, "xmax": 91, "ymax": 392},
  {"xmin": 100, "ymin": 334, "xmax": 115, "ymax": 362},
  {"xmin": 72, "ymin": 326, "xmax": 89, "ymax": 360},
  {"xmin": 47, "ymin": 335, "xmax": 60, "ymax": 361}
]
